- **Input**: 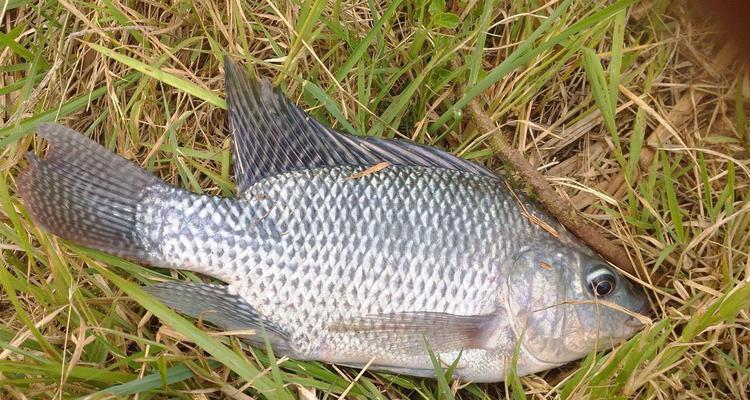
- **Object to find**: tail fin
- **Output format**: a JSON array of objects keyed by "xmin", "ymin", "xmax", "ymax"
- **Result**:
[{"xmin": 17, "ymin": 124, "xmax": 164, "ymax": 261}]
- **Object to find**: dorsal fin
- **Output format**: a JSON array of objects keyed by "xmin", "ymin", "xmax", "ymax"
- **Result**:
[{"xmin": 224, "ymin": 59, "xmax": 496, "ymax": 193}]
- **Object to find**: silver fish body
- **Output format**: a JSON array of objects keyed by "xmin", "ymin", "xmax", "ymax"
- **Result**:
[{"xmin": 18, "ymin": 60, "xmax": 647, "ymax": 382}]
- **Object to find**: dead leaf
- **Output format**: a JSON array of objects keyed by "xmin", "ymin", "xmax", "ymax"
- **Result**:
[{"xmin": 345, "ymin": 161, "xmax": 391, "ymax": 180}]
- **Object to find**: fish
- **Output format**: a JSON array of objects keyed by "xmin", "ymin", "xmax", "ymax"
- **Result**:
[{"xmin": 17, "ymin": 59, "xmax": 648, "ymax": 383}]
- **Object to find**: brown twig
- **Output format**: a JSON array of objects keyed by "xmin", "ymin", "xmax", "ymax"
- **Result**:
[
  {"xmin": 464, "ymin": 97, "xmax": 637, "ymax": 276},
  {"xmin": 455, "ymin": 42, "xmax": 736, "ymax": 278},
  {"xmin": 345, "ymin": 161, "xmax": 391, "ymax": 180}
]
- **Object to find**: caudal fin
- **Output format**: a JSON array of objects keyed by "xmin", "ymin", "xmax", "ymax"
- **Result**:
[{"xmin": 17, "ymin": 124, "xmax": 163, "ymax": 261}]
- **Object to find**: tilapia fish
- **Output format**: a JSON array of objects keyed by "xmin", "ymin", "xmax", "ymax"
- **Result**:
[{"xmin": 18, "ymin": 60, "xmax": 647, "ymax": 382}]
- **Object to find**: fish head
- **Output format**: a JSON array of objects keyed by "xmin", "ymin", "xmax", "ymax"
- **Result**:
[
  {"xmin": 560, "ymin": 252, "xmax": 649, "ymax": 357},
  {"xmin": 506, "ymin": 244, "xmax": 648, "ymax": 365}
]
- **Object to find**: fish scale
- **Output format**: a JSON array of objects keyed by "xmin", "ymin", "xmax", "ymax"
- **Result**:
[
  {"xmin": 136, "ymin": 164, "xmax": 551, "ymax": 378},
  {"xmin": 17, "ymin": 60, "xmax": 648, "ymax": 382}
]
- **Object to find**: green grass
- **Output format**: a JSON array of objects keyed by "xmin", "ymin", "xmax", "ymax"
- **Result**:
[{"xmin": 1, "ymin": 0, "xmax": 749, "ymax": 398}]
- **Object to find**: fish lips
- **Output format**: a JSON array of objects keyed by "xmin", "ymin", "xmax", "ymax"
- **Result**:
[{"xmin": 624, "ymin": 296, "xmax": 651, "ymax": 329}]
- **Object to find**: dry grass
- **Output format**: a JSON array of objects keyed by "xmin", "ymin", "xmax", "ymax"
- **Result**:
[{"xmin": 1, "ymin": 0, "xmax": 749, "ymax": 398}]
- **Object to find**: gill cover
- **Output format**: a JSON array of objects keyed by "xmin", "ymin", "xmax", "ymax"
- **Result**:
[{"xmin": 507, "ymin": 250, "xmax": 568, "ymax": 363}]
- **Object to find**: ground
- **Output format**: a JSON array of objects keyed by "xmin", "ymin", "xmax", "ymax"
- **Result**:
[{"xmin": 1, "ymin": 0, "xmax": 749, "ymax": 399}]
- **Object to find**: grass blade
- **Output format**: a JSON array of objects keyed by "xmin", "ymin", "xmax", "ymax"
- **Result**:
[
  {"xmin": 88, "ymin": 43, "xmax": 225, "ymax": 109},
  {"xmin": 302, "ymin": 80, "xmax": 359, "ymax": 135},
  {"xmin": 334, "ymin": 0, "xmax": 403, "ymax": 82},
  {"xmin": 0, "ymin": 72, "xmax": 140, "ymax": 148},
  {"xmin": 90, "ymin": 263, "xmax": 286, "ymax": 398},
  {"xmin": 423, "ymin": 338, "xmax": 454, "ymax": 400},
  {"xmin": 81, "ymin": 360, "xmax": 221, "ymax": 399}
]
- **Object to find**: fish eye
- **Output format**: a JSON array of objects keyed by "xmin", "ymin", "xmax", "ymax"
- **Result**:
[{"xmin": 585, "ymin": 266, "xmax": 617, "ymax": 297}]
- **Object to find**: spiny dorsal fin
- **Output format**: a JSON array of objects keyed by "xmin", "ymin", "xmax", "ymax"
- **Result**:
[{"xmin": 224, "ymin": 60, "xmax": 496, "ymax": 193}]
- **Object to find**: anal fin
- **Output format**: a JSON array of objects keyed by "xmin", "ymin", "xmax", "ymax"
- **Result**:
[{"xmin": 143, "ymin": 283, "xmax": 291, "ymax": 352}]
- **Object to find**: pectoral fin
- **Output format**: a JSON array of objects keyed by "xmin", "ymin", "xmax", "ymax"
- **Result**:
[{"xmin": 329, "ymin": 309, "xmax": 506, "ymax": 354}]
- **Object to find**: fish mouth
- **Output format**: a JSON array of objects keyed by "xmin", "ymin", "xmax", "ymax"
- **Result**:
[
  {"xmin": 625, "ymin": 315, "xmax": 647, "ymax": 329},
  {"xmin": 624, "ymin": 300, "xmax": 651, "ymax": 329},
  {"xmin": 636, "ymin": 298, "xmax": 651, "ymax": 315}
]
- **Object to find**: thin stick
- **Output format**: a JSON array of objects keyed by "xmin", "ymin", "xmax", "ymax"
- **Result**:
[
  {"xmin": 454, "ymin": 43, "xmax": 736, "ymax": 277},
  {"xmin": 464, "ymin": 96, "xmax": 637, "ymax": 276}
]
